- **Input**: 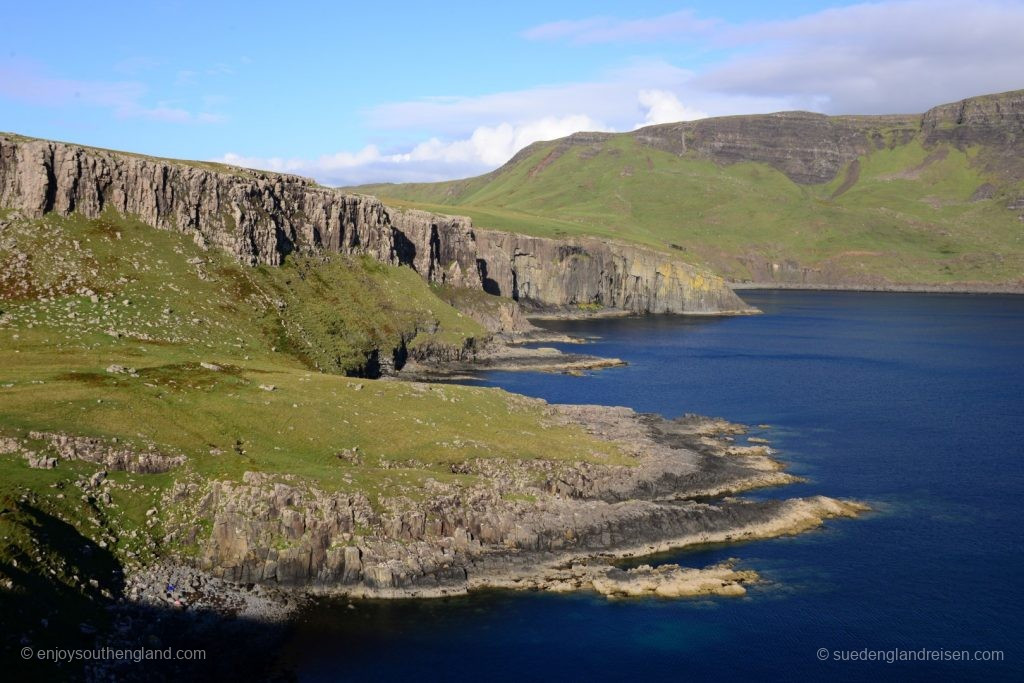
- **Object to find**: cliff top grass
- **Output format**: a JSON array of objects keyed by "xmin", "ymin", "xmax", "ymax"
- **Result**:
[
  {"xmin": 356, "ymin": 131, "xmax": 1024, "ymax": 286},
  {"xmin": 0, "ymin": 211, "xmax": 628, "ymax": 561}
]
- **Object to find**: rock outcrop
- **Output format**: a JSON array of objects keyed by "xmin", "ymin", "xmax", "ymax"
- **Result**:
[
  {"xmin": 0, "ymin": 134, "xmax": 751, "ymax": 315},
  {"xmin": 920, "ymin": 89, "xmax": 1024, "ymax": 181},
  {"xmin": 1, "ymin": 431, "xmax": 186, "ymax": 473}
]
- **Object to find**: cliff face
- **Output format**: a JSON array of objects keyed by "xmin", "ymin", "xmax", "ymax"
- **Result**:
[
  {"xmin": 634, "ymin": 111, "xmax": 915, "ymax": 184},
  {"xmin": 0, "ymin": 136, "xmax": 404, "ymax": 269},
  {"xmin": 0, "ymin": 135, "xmax": 751, "ymax": 314},
  {"xmin": 920, "ymin": 90, "xmax": 1024, "ymax": 181},
  {"xmin": 473, "ymin": 229, "xmax": 746, "ymax": 313}
]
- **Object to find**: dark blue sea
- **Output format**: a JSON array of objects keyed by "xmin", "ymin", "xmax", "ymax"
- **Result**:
[{"xmin": 285, "ymin": 291, "xmax": 1024, "ymax": 681}]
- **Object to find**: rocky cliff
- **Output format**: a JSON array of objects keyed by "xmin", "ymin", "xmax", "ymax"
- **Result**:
[
  {"xmin": 0, "ymin": 134, "xmax": 751, "ymax": 315},
  {"xmin": 633, "ymin": 111, "xmax": 916, "ymax": 184},
  {"xmin": 472, "ymin": 228, "xmax": 745, "ymax": 313}
]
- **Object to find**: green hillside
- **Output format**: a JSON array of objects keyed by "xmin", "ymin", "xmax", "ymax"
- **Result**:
[
  {"xmin": 0, "ymin": 209, "xmax": 625, "ymax": 662},
  {"xmin": 355, "ymin": 101, "xmax": 1024, "ymax": 289}
]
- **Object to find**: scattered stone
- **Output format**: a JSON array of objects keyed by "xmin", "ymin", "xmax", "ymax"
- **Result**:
[
  {"xmin": 336, "ymin": 447, "xmax": 362, "ymax": 465},
  {"xmin": 28, "ymin": 431, "xmax": 185, "ymax": 473},
  {"xmin": 26, "ymin": 453, "xmax": 58, "ymax": 469}
]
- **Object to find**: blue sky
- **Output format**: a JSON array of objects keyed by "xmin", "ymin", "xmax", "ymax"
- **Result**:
[{"xmin": 2, "ymin": 0, "xmax": 1022, "ymax": 184}]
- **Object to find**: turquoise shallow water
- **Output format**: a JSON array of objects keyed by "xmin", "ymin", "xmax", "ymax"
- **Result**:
[{"xmin": 284, "ymin": 291, "xmax": 1024, "ymax": 681}]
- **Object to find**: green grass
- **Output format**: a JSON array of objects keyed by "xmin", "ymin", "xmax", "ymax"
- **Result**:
[
  {"xmin": 0, "ymin": 211, "xmax": 625, "ymax": 498},
  {"xmin": 255, "ymin": 254, "xmax": 485, "ymax": 373},
  {"xmin": 0, "ymin": 209, "xmax": 631, "ymax": 638},
  {"xmin": 0, "ymin": 210, "xmax": 628, "ymax": 569},
  {"xmin": 355, "ymin": 132, "xmax": 1024, "ymax": 286}
]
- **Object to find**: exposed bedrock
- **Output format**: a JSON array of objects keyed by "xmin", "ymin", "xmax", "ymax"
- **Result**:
[{"xmin": 0, "ymin": 135, "xmax": 750, "ymax": 314}]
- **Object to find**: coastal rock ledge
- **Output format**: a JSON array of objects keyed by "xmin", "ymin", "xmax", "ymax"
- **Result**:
[
  {"xmin": 135, "ymin": 404, "xmax": 865, "ymax": 611},
  {"xmin": 0, "ymin": 134, "xmax": 753, "ymax": 315}
]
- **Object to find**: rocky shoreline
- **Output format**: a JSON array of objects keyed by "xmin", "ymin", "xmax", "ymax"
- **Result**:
[
  {"xmin": 117, "ymin": 404, "xmax": 866, "ymax": 620},
  {"xmin": 400, "ymin": 342, "xmax": 626, "ymax": 380}
]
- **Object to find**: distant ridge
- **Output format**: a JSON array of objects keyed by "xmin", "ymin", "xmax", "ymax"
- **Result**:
[{"xmin": 352, "ymin": 89, "xmax": 1024, "ymax": 291}]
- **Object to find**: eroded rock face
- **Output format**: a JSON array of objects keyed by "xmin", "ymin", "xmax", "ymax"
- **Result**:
[
  {"xmin": 921, "ymin": 90, "xmax": 1024, "ymax": 182},
  {"xmin": 921, "ymin": 90, "xmax": 1024, "ymax": 148},
  {"xmin": 0, "ymin": 137, "xmax": 400, "ymax": 268},
  {"xmin": 0, "ymin": 135, "xmax": 751, "ymax": 314}
]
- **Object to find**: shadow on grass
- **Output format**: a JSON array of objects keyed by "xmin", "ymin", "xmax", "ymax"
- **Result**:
[{"xmin": 1, "ymin": 501, "xmax": 295, "ymax": 681}]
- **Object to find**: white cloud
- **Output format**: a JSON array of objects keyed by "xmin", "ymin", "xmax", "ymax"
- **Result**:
[
  {"xmin": 401, "ymin": 115, "xmax": 610, "ymax": 167},
  {"xmin": 700, "ymin": 0, "xmax": 1024, "ymax": 114},
  {"xmin": 216, "ymin": 114, "xmax": 612, "ymax": 185},
  {"xmin": 634, "ymin": 90, "xmax": 706, "ymax": 128},
  {"xmin": 366, "ymin": 60, "xmax": 785, "ymax": 136}
]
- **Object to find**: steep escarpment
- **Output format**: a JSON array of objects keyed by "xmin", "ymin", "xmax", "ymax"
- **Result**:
[
  {"xmin": 0, "ymin": 134, "xmax": 749, "ymax": 315},
  {"xmin": 358, "ymin": 89, "xmax": 1024, "ymax": 290}
]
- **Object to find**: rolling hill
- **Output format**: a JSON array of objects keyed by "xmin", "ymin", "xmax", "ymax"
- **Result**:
[{"xmin": 353, "ymin": 90, "xmax": 1024, "ymax": 290}]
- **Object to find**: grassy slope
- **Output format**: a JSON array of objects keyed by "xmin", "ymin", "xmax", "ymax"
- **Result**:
[
  {"xmin": 0, "ymin": 210, "xmax": 627, "ymax": 646},
  {"xmin": 356, "ymin": 133, "xmax": 1024, "ymax": 286}
]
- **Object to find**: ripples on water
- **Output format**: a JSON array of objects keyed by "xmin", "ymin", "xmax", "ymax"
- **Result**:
[{"xmin": 282, "ymin": 291, "xmax": 1024, "ymax": 682}]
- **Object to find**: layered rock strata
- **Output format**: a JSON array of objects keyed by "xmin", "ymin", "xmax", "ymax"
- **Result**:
[{"xmin": 0, "ymin": 135, "xmax": 751, "ymax": 315}]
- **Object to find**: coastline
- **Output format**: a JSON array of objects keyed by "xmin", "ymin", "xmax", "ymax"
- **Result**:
[
  {"xmin": 729, "ymin": 281, "xmax": 1024, "ymax": 295},
  {"xmin": 125, "ymin": 406, "xmax": 866, "ymax": 617}
]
